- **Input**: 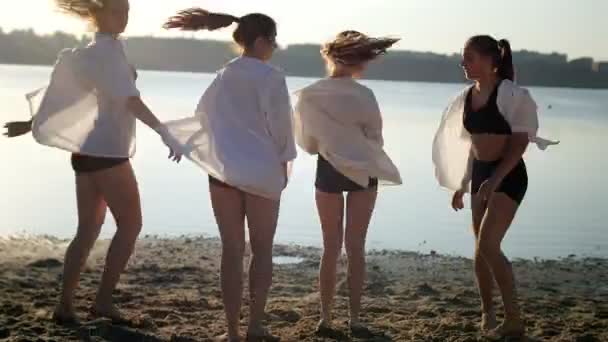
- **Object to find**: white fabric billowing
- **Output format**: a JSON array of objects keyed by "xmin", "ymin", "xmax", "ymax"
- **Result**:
[
  {"xmin": 293, "ymin": 78, "xmax": 402, "ymax": 187},
  {"xmin": 432, "ymin": 79, "xmax": 559, "ymax": 192},
  {"xmin": 163, "ymin": 57, "xmax": 297, "ymax": 200},
  {"xmin": 28, "ymin": 33, "xmax": 140, "ymax": 158}
]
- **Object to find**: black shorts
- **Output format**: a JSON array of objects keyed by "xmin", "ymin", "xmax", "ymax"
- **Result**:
[
  {"xmin": 208, "ymin": 175, "xmax": 235, "ymax": 189},
  {"xmin": 315, "ymin": 155, "xmax": 378, "ymax": 194},
  {"xmin": 471, "ymin": 159, "xmax": 528, "ymax": 204},
  {"xmin": 71, "ymin": 154, "xmax": 129, "ymax": 174}
]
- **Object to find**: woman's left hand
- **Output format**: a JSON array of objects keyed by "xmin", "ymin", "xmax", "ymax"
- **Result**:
[
  {"xmin": 3, "ymin": 120, "xmax": 33, "ymax": 138},
  {"xmin": 478, "ymin": 176, "xmax": 501, "ymax": 201}
]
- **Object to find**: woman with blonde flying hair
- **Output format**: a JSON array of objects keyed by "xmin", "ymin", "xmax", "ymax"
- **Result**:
[
  {"xmin": 293, "ymin": 31, "xmax": 402, "ymax": 337},
  {"xmin": 4, "ymin": 0, "xmax": 182, "ymax": 324},
  {"xmin": 163, "ymin": 7, "xmax": 296, "ymax": 342}
]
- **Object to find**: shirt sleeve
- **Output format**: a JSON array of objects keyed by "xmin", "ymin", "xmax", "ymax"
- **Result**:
[
  {"xmin": 362, "ymin": 91, "xmax": 384, "ymax": 147},
  {"xmin": 261, "ymin": 72, "xmax": 297, "ymax": 162},
  {"xmin": 293, "ymin": 92, "xmax": 320, "ymax": 154},
  {"xmin": 80, "ymin": 48, "xmax": 140, "ymax": 101},
  {"xmin": 509, "ymin": 88, "xmax": 539, "ymax": 136}
]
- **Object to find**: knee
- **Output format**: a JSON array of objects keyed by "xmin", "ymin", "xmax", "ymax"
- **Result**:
[
  {"xmin": 477, "ymin": 239, "xmax": 501, "ymax": 262},
  {"xmin": 114, "ymin": 213, "xmax": 143, "ymax": 241},
  {"xmin": 322, "ymin": 240, "xmax": 343, "ymax": 261},
  {"xmin": 75, "ymin": 222, "xmax": 103, "ymax": 241},
  {"xmin": 222, "ymin": 240, "xmax": 246, "ymax": 259},
  {"xmin": 250, "ymin": 241, "xmax": 273, "ymax": 260},
  {"xmin": 345, "ymin": 236, "xmax": 365, "ymax": 258},
  {"xmin": 472, "ymin": 225, "xmax": 481, "ymax": 239}
]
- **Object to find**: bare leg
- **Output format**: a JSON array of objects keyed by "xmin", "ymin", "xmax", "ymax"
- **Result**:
[
  {"xmin": 344, "ymin": 189, "xmax": 377, "ymax": 325},
  {"xmin": 244, "ymin": 193, "xmax": 280, "ymax": 338},
  {"xmin": 211, "ymin": 183, "xmax": 246, "ymax": 341},
  {"xmin": 55, "ymin": 174, "xmax": 106, "ymax": 322},
  {"xmin": 471, "ymin": 194, "xmax": 496, "ymax": 329},
  {"xmin": 92, "ymin": 162, "xmax": 142, "ymax": 319},
  {"xmin": 478, "ymin": 193, "xmax": 524, "ymax": 336},
  {"xmin": 316, "ymin": 190, "xmax": 345, "ymax": 325}
]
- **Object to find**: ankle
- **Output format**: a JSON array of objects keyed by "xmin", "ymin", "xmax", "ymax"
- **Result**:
[
  {"xmin": 56, "ymin": 301, "xmax": 75, "ymax": 313},
  {"xmin": 248, "ymin": 320, "xmax": 263, "ymax": 331},
  {"xmin": 504, "ymin": 313, "xmax": 523, "ymax": 323},
  {"xmin": 93, "ymin": 295, "xmax": 114, "ymax": 309},
  {"xmin": 227, "ymin": 327, "xmax": 241, "ymax": 339},
  {"xmin": 481, "ymin": 307, "xmax": 495, "ymax": 315}
]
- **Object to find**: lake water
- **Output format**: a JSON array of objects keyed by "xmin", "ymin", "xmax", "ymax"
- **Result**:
[{"xmin": 1, "ymin": 64, "xmax": 607, "ymax": 259}]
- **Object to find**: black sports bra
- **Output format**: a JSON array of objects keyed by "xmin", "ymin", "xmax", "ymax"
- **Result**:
[{"xmin": 463, "ymin": 85, "xmax": 512, "ymax": 135}]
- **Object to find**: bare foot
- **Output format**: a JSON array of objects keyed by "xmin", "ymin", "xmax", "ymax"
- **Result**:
[
  {"xmin": 481, "ymin": 310, "xmax": 498, "ymax": 331},
  {"xmin": 246, "ymin": 325, "xmax": 280, "ymax": 342},
  {"xmin": 315, "ymin": 319, "xmax": 333, "ymax": 336},
  {"xmin": 214, "ymin": 332, "xmax": 242, "ymax": 342},
  {"xmin": 90, "ymin": 304, "xmax": 131, "ymax": 325},
  {"xmin": 349, "ymin": 321, "xmax": 374, "ymax": 338},
  {"xmin": 315, "ymin": 320, "xmax": 347, "ymax": 340},
  {"xmin": 487, "ymin": 319, "xmax": 525, "ymax": 339},
  {"xmin": 52, "ymin": 305, "xmax": 80, "ymax": 326}
]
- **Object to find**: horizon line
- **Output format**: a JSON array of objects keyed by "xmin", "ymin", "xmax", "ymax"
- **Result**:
[{"xmin": 2, "ymin": 26, "xmax": 607, "ymax": 63}]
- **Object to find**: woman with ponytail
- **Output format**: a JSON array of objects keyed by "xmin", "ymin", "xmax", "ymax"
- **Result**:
[
  {"xmin": 3, "ymin": 0, "xmax": 182, "ymax": 324},
  {"xmin": 432, "ymin": 36, "xmax": 558, "ymax": 338},
  {"xmin": 164, "ymin": 8, "xmax": 296, "ymax": 342}
]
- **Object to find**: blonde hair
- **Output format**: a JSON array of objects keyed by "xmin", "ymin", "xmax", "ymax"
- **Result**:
[
  {"xmin": 54, "ymin": 0, "xmax": 106, "ymax": 20},
  {"xmin": 322, "ymin": 31, "xmax": 399, "ymax": 66}
]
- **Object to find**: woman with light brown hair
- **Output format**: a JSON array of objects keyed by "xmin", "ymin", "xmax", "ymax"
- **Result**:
[
  {"xmin": 163, "ymin": 7, "xmax": 296, "ymax": 342},
  {"xmin": 293, "ymin": 31, "xmax": 402, "ymax": 337},
  {"xmin": 4, "ymin": 0, "xmax": 182, "ymax": 324}
]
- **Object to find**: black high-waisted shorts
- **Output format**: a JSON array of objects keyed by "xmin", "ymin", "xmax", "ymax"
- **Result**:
[
  {"xmin": 71, "ymin": 154, "xmax": 129, "ymax": 174},
  {"xmin": 315, "ymin": 155, "xmax": 378, "ymax": 193},
  {"xmin": 471, "ymin": 159, "xmax": 528, "ymax": 204}
]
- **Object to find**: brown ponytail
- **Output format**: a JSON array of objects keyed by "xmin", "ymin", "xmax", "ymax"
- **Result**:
[
  {"xmin": 497, "ymin": 39, "xmax": 514, "ymax": 81},
  {"xmin": 467, "ymin": 35, "xmax": 516, "ymax": 81},
  {"xmin": 163, "ymin": 8, "xmax": 239, "ymax": 32},
  {"xmin": 164, "ymin": 8, "xmax": 276, "ymax": 49}
]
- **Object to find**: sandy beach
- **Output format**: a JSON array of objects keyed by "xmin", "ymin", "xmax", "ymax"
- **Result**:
[{"xmin": 0, "ymin": 235, "xmax": 606, "ymax": 341}]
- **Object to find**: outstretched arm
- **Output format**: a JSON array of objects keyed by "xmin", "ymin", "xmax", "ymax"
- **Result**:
[
  {"xmin": 127, "ymin": 96, "xmax": 182, "ymax": 162},
  {"xmin": 3, "ymin": 119, "xmax": 33, "ymax": 138}
]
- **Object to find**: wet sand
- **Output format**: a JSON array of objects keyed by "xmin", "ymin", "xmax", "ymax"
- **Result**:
[{"xmin": 0, "ymin": 236, "xmax": 606, "ymax": 341}]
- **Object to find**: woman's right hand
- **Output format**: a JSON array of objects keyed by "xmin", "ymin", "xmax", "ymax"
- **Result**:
[
  {"xmin": 451, "ymin": 190, "xmax": 465, "ymax": 211},
  {"xmin": 154, "ymin": 124, "xmax": 183, "ymax": 163},
  {"xmin": 3, "ymin": 120, "xmax": 33, "ymax": 138}
]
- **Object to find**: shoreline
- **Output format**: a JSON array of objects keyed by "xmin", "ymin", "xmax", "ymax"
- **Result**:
[
  {"xmin": 2, "ymin": 233, "xmax": 606, "ymax": 262},
  {"xmin": 1, "ymin": 235, "xmax": 607, "ymax": 341},
  {"xmin": 2, "ymin": 63, "xmax": 608, "ymax": 91}
]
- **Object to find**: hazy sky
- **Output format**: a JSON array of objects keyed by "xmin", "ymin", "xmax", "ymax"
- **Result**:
[{"xmin": 1, "ymin": 0, "xmax": 606, "ymax": 60}]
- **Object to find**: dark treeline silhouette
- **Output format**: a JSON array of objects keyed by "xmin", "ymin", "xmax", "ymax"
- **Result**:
[{"xmin": 2, "ymin": 28, "xmax": 608, "ymax": 89}]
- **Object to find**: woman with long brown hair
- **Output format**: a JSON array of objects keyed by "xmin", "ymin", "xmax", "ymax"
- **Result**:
[
  {"xmin": 433, "ymin": 35, "xmax": 558, "ymax": 338},
  {"xmin": 293, "ymin": 31, "xmax": 402, "ymax": 337},
  {"xmin": 3, "ymin": 0, "xmax": 182, "ymax": 324},
  {"xmin": 163, "ymin": 8, "xmax": 296, "ymax": 342}
]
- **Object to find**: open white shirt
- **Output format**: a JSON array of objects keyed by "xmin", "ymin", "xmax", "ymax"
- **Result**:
[
  {"xmin": 293, "ymin": 78, "xmax": 402, "ymax": 187},
  {"xmin": 432, "ymin": 79, "xmax": 559, "ymax": 192},
  {"xmin": 28, "ymin": 33, "xmax": 140, "ymax": 158},
  {"xmin": 164, "ymin": 57, "xmax": 297, "ymax": 200}
]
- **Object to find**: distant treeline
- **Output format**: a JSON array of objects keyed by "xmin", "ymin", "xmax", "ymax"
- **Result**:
[{"xmin": 2, "ymin": 28, "xmax": 608, "ymax": 89}]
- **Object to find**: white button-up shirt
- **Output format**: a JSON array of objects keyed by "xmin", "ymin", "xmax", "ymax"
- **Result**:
[
  {"xmin": 293, "ymin": 78, "xmax": 402, "ymax": 187},
  {"xmin": 432, "ymin": 79, "xmax": 559, "ymax": 192},
  {"xmin": 30, "ymin": 33, "xmax": 139, "ymax": 158},
  {"xmin": 165, "ymin": 57, "xmax": 297, "ymax": 200}
]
